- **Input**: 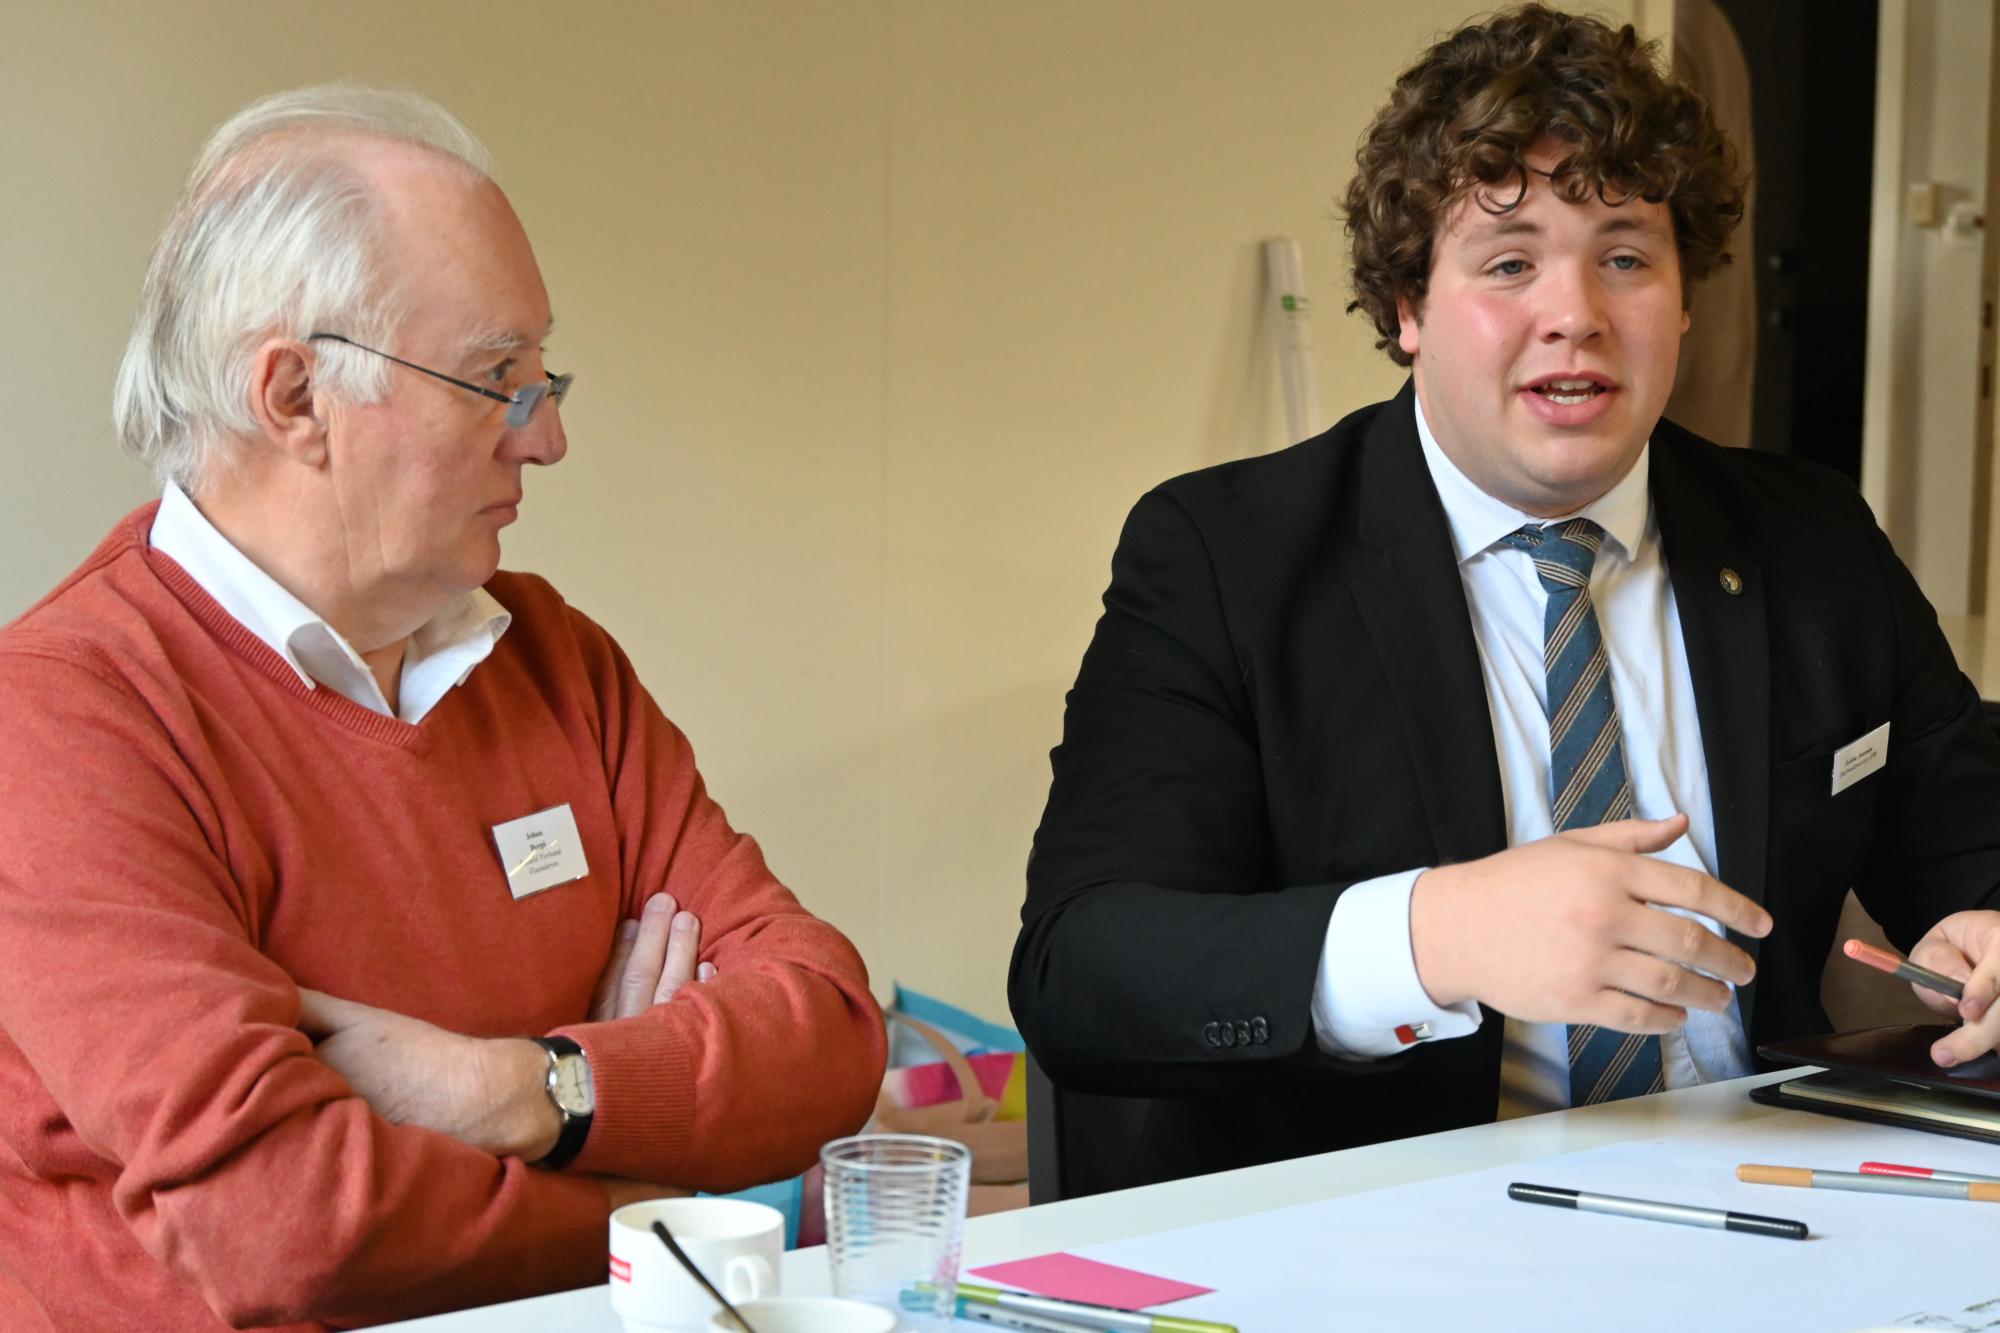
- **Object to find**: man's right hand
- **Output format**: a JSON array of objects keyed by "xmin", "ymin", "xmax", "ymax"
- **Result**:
[
  {"xmin": 591, "ymin": 892, "xmax": 717, "ymax": 1022},
  {"xmin": 585, "ymin": 896, "xmax": 718, "ymax": 1209},
  {"xmin": 1408, "ymin": 813, "xmax": 1773, "ymax": 1033}
]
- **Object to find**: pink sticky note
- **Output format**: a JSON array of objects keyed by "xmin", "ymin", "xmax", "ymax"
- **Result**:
[{"xmin": 968, "ymin": 1252, "xmax": 1213, "ymax": 1310}]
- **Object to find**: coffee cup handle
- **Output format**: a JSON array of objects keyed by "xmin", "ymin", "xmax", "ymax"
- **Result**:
[{"xmin": 723, "ymin": 1254, "xmax": 775, "ymax": 1302}]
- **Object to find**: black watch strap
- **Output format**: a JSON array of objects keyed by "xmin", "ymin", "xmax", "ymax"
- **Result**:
[{"xmin": 530, "ymin": 1035, "xmax": 592, "ymax": 1171}]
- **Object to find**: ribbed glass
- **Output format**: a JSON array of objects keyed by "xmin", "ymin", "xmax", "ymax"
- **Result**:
[{"xmin": 820, "ymin": 1133, "xmax": 972, "ymax": 1330}]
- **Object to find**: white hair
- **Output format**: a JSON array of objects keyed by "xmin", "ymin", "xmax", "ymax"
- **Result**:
[{"xmin": 112, "ymin": 84, "xmax": 496, "ymax": 491}]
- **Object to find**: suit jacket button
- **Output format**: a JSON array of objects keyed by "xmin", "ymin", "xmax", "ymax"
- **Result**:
[
  {"xmin": 1251, "ymin": 1016, "xmax": 1269, "ymax": 1044},
  {"xmin": 1219, "ymin": 1022, "xmax": 1237, "ymax": 1048},
  {"xmin": 1234, "ymin": 1020, "xmax": 1252, "ymax": 1047},
  {"xmin": 1202, "ymin": 1022, "xmax": 1221, "ymax": 1048}
]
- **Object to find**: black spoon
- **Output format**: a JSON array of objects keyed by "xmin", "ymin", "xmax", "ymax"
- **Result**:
[{"xmin": 649, "ymin": 1218, "xmax": 764, "ymax": 1333}]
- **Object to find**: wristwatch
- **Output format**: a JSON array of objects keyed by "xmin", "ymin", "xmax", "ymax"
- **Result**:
[{"xmin": 529, "ymin": 1036, "xmax": 595, "ymax": 1170}]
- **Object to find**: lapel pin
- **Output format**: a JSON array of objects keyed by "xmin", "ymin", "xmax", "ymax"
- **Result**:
[{"xmin": 1719, "ymin": 567, "xmax": 1744, "ymax": 596}]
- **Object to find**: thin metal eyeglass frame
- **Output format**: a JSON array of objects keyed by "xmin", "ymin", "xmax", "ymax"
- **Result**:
[{"xmin": 305, "ymin": 332, "xmax": 572, "ymax": 429}]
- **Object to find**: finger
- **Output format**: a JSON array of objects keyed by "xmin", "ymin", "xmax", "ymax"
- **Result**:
[
  {"xmin": 654, "ymin": 912, "xmax": 702, "ymax": 1005},
  {"xmin": 1903, "ymin": 928, "xmax": 1984, "ymax": 1022},
  {"xmin": 1907, "ymin": 931, "xmax": 1973, "ymax": 974},
  {"xmin": 1622, "ymin": 905, "xmax": 1757, "ymax": 988},
  {"xmin": 1905, "ymin": 936, "xmax": 1972, "ymax": 1009},
  {"xmin": 1581, "ymin": 989, "xmax": 1687, "ymax": 1036},
  {"xmin": 1933, "ymin": 913, "xmax": 2000, "ymax": 1023},
  {"xmin": 1931, "ymin": 999, "xmax": 2000, "ymax": 1067},
  {"xmin": 1960, "ymin": 948, "xmax": 2000, "ymax": 1025},
  {"xmin": 590, "ymin": 919, "xmax": 641, "ymax": 1022},
  {"xmin": 1910, "ymin": 983, "xmax": 1965, "ymax": 1019},
  {"xmin": 698, "ymin": 962, "xmax": 717, "ymax": 983},
  {"xmin": 1600, "ymin": 947, "xmax": 1735, "ymax": 1016},
  {"xmin": 1622, "ymin": 858, "xmax": 1772, "ymax": 940},
  {"xmin": 617, "ymin": 895, "xmax": 677, "ymax": 1020},
  {"xmin": 1558, "ymin": 813, "xmax": 1689, "ymax": 855}
]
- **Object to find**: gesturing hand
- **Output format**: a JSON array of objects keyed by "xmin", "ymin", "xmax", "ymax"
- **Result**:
[
  {"xmin": 1909, "ymin": 909, "xmax": 2000, "ymax": 1068},
  {"xmin": 1409, "ymin": 813, "xmax": 1773, "ymax": 1033},
  {"xmin": 590, "ymin": 892, "xmax": 717, "ymax": 1022}
]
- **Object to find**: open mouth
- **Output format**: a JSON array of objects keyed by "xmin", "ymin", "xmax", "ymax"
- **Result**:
[
  {"xmin": 1528, "ymin": 377, "xmax": 1611, "ymax": 407},
  {"xmin": 1528, "ymin": 378, "xmax": 1608, "ymax": 404}
]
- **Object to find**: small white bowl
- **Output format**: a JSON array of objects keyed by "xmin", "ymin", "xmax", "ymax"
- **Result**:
[{"xmin": 707, "ymin": 1296, "xmax": 897, "ymax": 1333}]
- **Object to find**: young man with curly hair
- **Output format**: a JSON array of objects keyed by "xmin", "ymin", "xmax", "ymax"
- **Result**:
[{"xmin": 1013, "ymin": 4, "xmax": 2000, "ymax": 1191}]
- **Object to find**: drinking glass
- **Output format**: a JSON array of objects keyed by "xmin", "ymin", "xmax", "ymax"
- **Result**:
[{"xmin": 820, "ymin": 1133, "xmax": 972, "ymax": 1330}]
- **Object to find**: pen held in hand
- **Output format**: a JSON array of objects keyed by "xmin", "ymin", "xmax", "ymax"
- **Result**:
[
  {"xmin": 1738, "ymin": 1164, "xmax": 2000, "ymax": 1202},
  {"xmin": 1841, "ymin": 938, "xmax": 1965, "ymax": 1002},
  {"xmin": 1507, "ymin": 1182, "xmax": 1808, "ymax": 1239}
]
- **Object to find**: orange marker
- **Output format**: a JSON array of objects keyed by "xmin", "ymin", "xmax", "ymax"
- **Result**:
[
  {"xmin": 1841, "ymin": 938, "xmax": 1964, "ymax": 1003},
  {"xmin": 1739, "ymin": 1163, "xmax": 2000, "ymax": 1203}
]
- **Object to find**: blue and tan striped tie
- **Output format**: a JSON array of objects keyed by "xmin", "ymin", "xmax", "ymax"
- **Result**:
[{"xmin": 1500, "ymin": 518, "xmax": 1665, "ymax": 1106}]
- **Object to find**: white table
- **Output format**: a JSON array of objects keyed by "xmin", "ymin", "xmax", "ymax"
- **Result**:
[{"xmin": 383, "ymin": 1069, "xmax": 1805, "ymax": 1330}]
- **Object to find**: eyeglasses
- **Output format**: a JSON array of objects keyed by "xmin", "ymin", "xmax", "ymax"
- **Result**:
[{"xmin": 305, "ymin": 332, "xmax": 573, "ymax": 429}]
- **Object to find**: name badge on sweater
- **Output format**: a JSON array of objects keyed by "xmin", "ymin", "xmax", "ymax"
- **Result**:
[
  {"xmin": 1830, "ymin": 722, "xmax": 1890, "ymax": 796},
  {"xmin": 492, "ymin": 804, "xmax": 588, "ymax": 899}
]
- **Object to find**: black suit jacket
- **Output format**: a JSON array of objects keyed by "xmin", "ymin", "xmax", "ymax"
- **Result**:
[{"xmin": 1011, "ymin": 383, "xmax": 2000, "ymax": 1190}]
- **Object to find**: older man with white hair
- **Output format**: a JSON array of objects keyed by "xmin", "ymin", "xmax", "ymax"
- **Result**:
[{"xmin": 0, "ymin": 86, "xmax": 884, "ymax": 1330}]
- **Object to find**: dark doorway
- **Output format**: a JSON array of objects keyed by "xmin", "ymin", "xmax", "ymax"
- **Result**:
[{"xmin": 1710, "ymin": 0, "xmax": 1878, "ymax": 482}]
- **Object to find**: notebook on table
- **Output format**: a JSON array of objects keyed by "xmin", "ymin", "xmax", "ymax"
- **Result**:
[{"xmin": 1751, "ymin": 1023, "xmax": 2000, "ymax": 1146}]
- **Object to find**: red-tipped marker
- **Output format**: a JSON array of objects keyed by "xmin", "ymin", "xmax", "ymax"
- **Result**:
[
  {"xmin": 1841, "ymin": 938, "xmax": 1965, "ymax": 1002},
  {"xmin": 1861, "ymin": 1161, "xmax": 2000, "ymax": 1185}
]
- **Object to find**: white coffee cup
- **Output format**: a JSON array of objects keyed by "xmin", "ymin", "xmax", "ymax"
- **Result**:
[
  {"xmin": 609, "ymin": 1197, "xmax": 783, "ymax": 1333},
  {"xmin": 707, "ymin": 1297, "xmax": 897, "ymax": 1333}
]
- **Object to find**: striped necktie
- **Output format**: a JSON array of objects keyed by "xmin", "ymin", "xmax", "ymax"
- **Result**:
[{"xmin": 1499, "ymin": 518, "xmax": 1664, "ymax": 1106}]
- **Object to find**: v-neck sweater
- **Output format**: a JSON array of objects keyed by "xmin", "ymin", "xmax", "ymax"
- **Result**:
[{"xmin": 0, "ymin": 506, "xmax": 885, "ymax": 1331}]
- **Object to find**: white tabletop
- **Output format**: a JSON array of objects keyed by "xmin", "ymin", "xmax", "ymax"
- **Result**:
[{"xmin": 382, "ymin": 1068, "xmax": 1803, "ymax": 1330}]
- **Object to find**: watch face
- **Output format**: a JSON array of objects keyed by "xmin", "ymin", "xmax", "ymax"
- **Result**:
[{"xmin": 551, "ymin": 1052, "xmax": 595, "ymax": 1116}]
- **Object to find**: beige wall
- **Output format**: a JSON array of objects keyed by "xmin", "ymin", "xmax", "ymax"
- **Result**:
[
  {"xmin": 0, "ymin": 1, "xmax": 1649, "ymax": 1020},
  {"xmin": 1864, "ymin": 0, "xmax": 2000, "ymax": 676},
  {"xmin": 1863, "ymin": 0, "xmax": 1994, "ymax": 621}
]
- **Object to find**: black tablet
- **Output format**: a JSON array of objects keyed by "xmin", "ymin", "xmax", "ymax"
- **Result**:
[{"xmin": 1750, "ymin": 1024, "xmax": 2000, "ymax": 1147}]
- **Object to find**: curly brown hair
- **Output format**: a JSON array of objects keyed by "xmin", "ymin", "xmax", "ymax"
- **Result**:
[{"xmin": 1344, "ymin": 4, "xmax": 1746, "ymax": 366}]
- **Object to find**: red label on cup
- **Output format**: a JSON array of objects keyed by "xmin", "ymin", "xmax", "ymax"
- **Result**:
[{"xmin": 609, "ymin": 1256, "xmax": 631, "ymax": 1283}]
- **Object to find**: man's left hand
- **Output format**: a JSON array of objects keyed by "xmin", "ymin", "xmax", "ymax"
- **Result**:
[
  {"xmin": 297, "ymin": 990, "xmax": 555, "ymax": 1158},
  {"xmin": 1908, "ymin": 909, "xmax": 2000, "ymax": 1067}
]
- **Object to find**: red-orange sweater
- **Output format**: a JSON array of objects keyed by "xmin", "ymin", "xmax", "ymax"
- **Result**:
[{"xmin": 0, "ymin": 506, "xmax": 885, "ymax": 1331}]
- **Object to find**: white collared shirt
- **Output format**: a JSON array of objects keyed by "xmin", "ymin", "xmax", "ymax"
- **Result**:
[
  {"xmin": 149, "ymin": 484, "xmax": 511, "ymax": 724},
  {"xmin": 1308, "ymin": 399, "xmax": 1754, "ymax": 1115}
]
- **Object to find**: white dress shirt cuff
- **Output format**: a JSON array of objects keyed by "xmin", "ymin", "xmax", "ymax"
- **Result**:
[{"xmin": 1309, "ymin": 869, "xmax": 1483, "ymax": 1059}]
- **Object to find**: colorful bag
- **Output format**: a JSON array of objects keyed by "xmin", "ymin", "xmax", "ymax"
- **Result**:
[
  {"xmin": 870, "ymin": 986, "xmax": 1029, "ymax": 1214},
  {"xmin": 725, "ymin": 986, "xmax": 1031, "ymax": 1247}
]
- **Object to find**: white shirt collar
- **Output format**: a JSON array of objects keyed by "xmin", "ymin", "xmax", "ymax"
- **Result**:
[
  {"xmin": 149, "ymin": 483, "xmax": 511, "ymax": 721},
  {"xmin": 1412, "ymin": 393, "xmax": 1652, "ymax": 569}
]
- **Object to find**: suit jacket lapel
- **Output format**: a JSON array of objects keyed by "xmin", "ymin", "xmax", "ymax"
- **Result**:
[
  {"xmin": 1650, "ymin": 434, "xmax": 1771, "ymax": 994},
  {"xmin": 1346, "ymin": 384, "xmax": 1510, "ymax": 865}
]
